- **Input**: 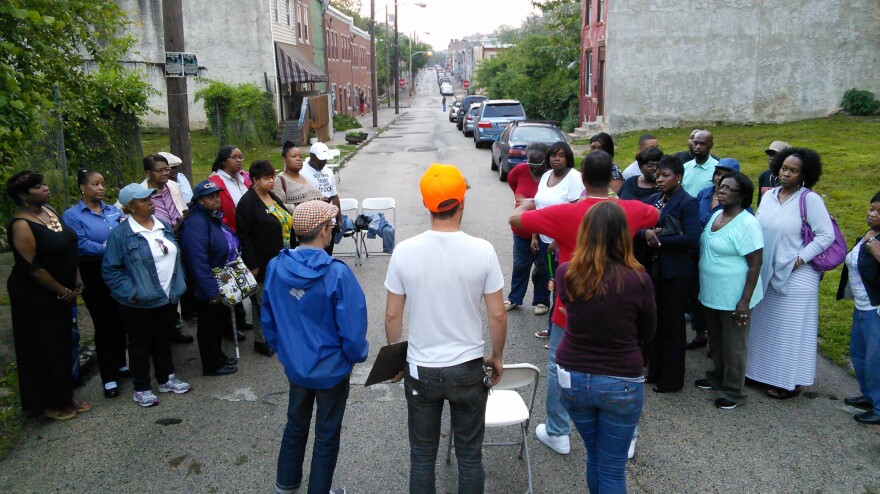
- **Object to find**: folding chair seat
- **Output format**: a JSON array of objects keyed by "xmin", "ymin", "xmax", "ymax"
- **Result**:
[{"xmin": 446, "ymin": 363, "xmax": 540, "ymax": 494}]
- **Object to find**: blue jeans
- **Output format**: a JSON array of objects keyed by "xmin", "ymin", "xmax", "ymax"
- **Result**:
[
  {"xmin": 276, "ymin": 377, "xmax": 350, "ymax": 494},
  {"xmin": 546, "ymin": 323, "xmax": 572, "ymax": 436},
  {"xmin": 508, "ymin": 234, "xmax": 550, "ymax": 307},
  {"xmin": 405, "ymin": 358, "xmax": 488, "ymax": 494},
  {"xmin": 558, "ymin": 370, "xmax": 644, "ymax": 494},
  {"xmin": 850, "ymin": 307, "xmax": 880, "ymax": 413}
]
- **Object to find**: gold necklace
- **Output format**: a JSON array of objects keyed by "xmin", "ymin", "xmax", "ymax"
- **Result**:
[{"xmin": 28, "ymin": 206, "xmax": 63, "ymax": 232}]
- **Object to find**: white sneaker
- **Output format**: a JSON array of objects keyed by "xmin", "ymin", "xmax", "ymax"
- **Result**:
[
  {"xmin": 329, "ymin": 489, "xmax": 347, "ymax": 494},
  {"xmin": 133, "ymin": 390, "xmax": 159, "ymax": 407},
  {"xmin": 533, "ymin": 304, "xmax": 549, "ymax": 315},
  {"xmin": 158, "ymin": 374, "xmax": 192, "ymax": 394},
  {"xmin": 628, "ymin": 436, "xmax": 637, "ymax": 459},
  {"xmin": 536, "ymin": 423, "xmax": 570, "ymax": 455}
]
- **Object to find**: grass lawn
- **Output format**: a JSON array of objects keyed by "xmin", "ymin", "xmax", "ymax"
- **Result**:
[{"xmin": 578, "ymin": 115, "xmax": 880, "ymax": 367}]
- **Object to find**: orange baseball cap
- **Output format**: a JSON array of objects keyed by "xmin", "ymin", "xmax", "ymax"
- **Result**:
[{"xmin": 420, "ymin": 164, "xmax": 467, "ymax": 213}]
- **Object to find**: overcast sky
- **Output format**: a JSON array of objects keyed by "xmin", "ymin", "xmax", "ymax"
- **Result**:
[{"xmin": 359, "ymin": 0, "xmax": 541, "ymax": 50}]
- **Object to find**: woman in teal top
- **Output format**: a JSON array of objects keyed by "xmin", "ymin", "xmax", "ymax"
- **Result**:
[{"xmin": 695, "ymin": 172, "xmax": 764, "ymax": 410}]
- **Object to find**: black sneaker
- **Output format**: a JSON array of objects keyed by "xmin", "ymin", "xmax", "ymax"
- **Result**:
[
  {"xmin": 715, "ymin": 398, "xmax": 738, "ymax": 410},
  {"xmin": 694, "ymin": 378, "xmax": 713, "ymax": 390},
  {"xmin": 844, "ymin": 396, "xmax": 873, "ymax": 410}
]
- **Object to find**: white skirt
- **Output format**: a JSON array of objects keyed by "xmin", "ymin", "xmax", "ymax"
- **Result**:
[{"xmin": 745, "ymin": 265, "xmax": 820, "ymax": 390}]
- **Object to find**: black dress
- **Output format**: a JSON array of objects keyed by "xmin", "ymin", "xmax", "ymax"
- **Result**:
[{"xmin": 7, "ymin": 218, "xmax": 78, "ymax": 413}]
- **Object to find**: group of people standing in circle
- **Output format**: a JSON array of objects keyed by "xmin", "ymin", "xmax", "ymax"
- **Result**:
[
  {"xmin": 5, "ymin": 140, "xmax": 340, "ymax": 415},
  {"xmin": 504, "ymin": 130, "xmax": 880, "ymax": 492}
]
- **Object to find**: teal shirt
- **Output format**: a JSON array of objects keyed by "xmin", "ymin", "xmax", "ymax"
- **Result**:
[
  {"xmin": 681, "ymin": 156, "xmax": 718, "ymax": 197},
  {"xmin": 699, "ymin": 210, "xmax": 764, "ymax": 310}
]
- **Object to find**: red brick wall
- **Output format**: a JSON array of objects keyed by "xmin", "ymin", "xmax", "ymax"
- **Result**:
[
  {"xmin": 579, "ymin": 0, "xmax": 607, "ymax": 124},
  {"xmin": 324, "ymin": 12, "xmax": 372, "ymax": 115}
]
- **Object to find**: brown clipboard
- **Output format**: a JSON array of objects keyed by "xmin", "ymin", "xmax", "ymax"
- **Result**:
[{"xmin": 364, "ymin": 341, "xmax": 408, "ymax": 386}]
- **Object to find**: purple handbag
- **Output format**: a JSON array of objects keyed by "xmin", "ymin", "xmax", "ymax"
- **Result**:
[{"xmin": 799, "ymin": 189, "xmax": 846, "ymax": 272}]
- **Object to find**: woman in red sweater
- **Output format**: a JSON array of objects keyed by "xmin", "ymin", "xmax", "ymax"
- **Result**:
[{"xmin": 556, "ymin": 201, "xmax": 657, "ymax": 493}]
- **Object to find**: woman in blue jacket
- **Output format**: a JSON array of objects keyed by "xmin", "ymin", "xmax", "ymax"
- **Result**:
[
  {"xmin": 179, "ymin": 180, "xmax": 241, "ymax": 376},
  {"xmin": 637, "ymin": 155, "xmax": 701, "ymax": 393},
  {"xmin": 102, "ymin": 183, "xmax": 191, "ymax": 408},
  {"xmin": 837, "ymin": 191, "xmax": 880, "ymax": 425}
]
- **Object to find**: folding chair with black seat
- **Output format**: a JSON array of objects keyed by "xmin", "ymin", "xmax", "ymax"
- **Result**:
[{"xmin": 445, "ymin": 363, "xmax": 540, "ymax": 494}]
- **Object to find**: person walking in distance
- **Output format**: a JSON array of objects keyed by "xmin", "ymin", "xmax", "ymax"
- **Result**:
[
  {"xmin": 384, "ymin": 164, "xmax": 508, "ymax": 494},
  {"xmin": 263, "ymin": 200, "xmax": 368, "ymax": 494}
]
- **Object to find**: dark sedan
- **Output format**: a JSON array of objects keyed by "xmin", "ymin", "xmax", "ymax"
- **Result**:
[{"xmin": 490, "ymin": 122, "xmax": 566, "ymax": 181}]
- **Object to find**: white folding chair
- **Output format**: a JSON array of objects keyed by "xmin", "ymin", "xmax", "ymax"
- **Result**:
[
  {"xmin": 324, "ymin": 149, "xmax": 342, "ymax": 183},
  {"xmin": 358, "ymin": 197, "xmax": 396, "ymax": 258},
  {"xmin": 334, "ymin": 198, "xmax": 361, "ymax": 265},
  {"xmin": 445, "ymin": 363, "xmax": 540, "ymax": 494}
]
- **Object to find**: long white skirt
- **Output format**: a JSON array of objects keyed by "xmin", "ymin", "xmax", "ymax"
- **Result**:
[{"xmin": 745, "ymin": 265, "xmax": 820, "ymax": 391}]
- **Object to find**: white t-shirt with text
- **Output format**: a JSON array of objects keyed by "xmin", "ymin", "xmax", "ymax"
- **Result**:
[{"xmin": 301, "ymin": 161, "xmax": 337, "ymax": 198}]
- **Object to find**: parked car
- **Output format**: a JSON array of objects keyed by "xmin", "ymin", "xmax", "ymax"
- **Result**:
[
  {"xmin": 473, "ymin": 99, "xmax": 527, "ymax": 148},
  {"xmin": 440, "ymin": 83, "xmax": 454, "ymax": 96},
  {"xmin": 448, "ymin": 100, "xmax": 462, "ymax": 122},
  {"xmin": 456, "ymin": 94, "xmax": 488, "ymax": 130},
  {"xmin": 491, "ymin": 121, "xmax": 566, "ymax": 181},
  {"xmin": 463, "ymin": 103, "xmax": 481, "ymax": 137}
]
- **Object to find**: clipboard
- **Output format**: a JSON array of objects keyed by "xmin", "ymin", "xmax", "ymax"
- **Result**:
[{"xmin": 364, "ymin": 341, "xmax": 408, "ymax": 386}]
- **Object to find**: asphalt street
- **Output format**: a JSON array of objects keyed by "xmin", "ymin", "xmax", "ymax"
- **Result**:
[{"xmin": 1, "ymin": 73, "xmax": 879, "ymax": 494}]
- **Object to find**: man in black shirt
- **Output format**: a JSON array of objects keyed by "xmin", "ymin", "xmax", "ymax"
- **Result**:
[{"xmin": 756, "ymin": 140, "xmax": 791, "ymax": 206}]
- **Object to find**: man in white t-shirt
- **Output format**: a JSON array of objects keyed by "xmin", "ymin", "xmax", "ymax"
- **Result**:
[
  {"xmin": 302, "ymin": 142, "xmax": 342, "ymax": 254},
  {"xmin": 620, "ymin": 134, "xmax": 659, "ymax": 180},
  {"xmin": 384, "ymin": 164, "xmax": 508, "ymax": 494}
]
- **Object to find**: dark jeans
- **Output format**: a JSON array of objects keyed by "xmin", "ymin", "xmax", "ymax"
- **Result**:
[
  {"xmin": 689, "ymin": 278, "xmax": 706, "ymax": 338},
  {"xmin": 851, "ymin": 307, "xmax": 880, "ymax": 413},
  {"xmin": 276, "ymin": 377, "xmax": 350, "ymax": 494},
  {"xmin": 79, "ymin": 259, "xmax": 127, "ymax": 385},
  {"xmin": 195, "ymin": 300, "xmax": 232, "ymax": 372},
  {"xmin": 646, "ymin": 277, "xmax": 691, "ymax": 391},
  {"xmin": 405, "ymin": 358, "xmax": 489, "ymax": 494},
  {"xmin": 508, "ymin": 234, "xmax": 550, "ymax": 307},
  {"xmin": 704, "ymin": 307, "xmax": 750, "ymax": 402},
  {"xmin": 118, "ymin": 303, "xmax": 176, "ymax": 392},
  {"xmin": 559, "ymin": 369, "xmax": 643, "ymax": 494}
]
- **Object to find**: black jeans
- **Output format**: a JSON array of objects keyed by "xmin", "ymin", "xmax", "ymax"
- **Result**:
[
  {"xmin": 195, "ymin": 300, "xmax": 232, "ymax": 372},
  {"xmin": 79, "ymin": 258, "xmax": 127, "ymax": 385},
  {"xmin": 646, "ymin": 277, "xmax": 691, "ymax": 391},
  {"xmin": 404, "ymin": 358, "xmax": 489, "ymax": 494},
  {"xmin": 119, "ymin": 303, "xmax": 176, "ymax": 392}
]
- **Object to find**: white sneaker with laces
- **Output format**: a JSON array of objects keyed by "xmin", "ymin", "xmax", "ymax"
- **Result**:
[
  {"xmin": 158, "ymin": 374, "xmax": 192, "ymax": 394},
  {"xmin": 133, "ymin": 390, "xmax": 159, "ymax": 407},
  {"xmin": 536, "ymin": 423, "xmax": 570, "ymax": 455},
  {"xmin": 533, "ymin": 304, "xmax": 549, "ymax": 315}
]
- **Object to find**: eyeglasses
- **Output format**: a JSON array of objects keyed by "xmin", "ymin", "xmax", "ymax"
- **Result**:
[
  {"xmin": 718, "ymin": 184, "xmax": 741, "ymax": 193},
  {"xmin": 155, "ymin": 238, "xmax": 169, "ymax": 255}
]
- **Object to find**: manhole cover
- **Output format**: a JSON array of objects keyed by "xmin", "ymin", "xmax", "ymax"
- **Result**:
[{"xmin": 407, "ymin": 146, "xmax": 438, "ymax": 152}]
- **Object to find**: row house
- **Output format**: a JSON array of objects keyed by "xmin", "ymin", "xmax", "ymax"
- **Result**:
[
  {"xmin": 578, "ymin": 0, "xmax": 607, "ymax": 127},
  {"xmin": 323, "ymin": 6, "xmax": 372, "ymax": 116}
]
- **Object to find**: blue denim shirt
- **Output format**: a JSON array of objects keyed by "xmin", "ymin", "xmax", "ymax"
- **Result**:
[
  {"xmin": 102, "ymin": 217, "xmax": 186, "ymax": 308},
  {"xmin": 61, "ymin": 199, "xmax": 124, "ymax": 258}
]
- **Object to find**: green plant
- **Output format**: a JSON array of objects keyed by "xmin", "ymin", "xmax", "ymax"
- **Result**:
[
  {"xmin": 195, "ymin": 80, "xmax": 276, "ymax": 147},
  {"xmin": 0, "ymin": 361, "xmax": 23, "ymax": 460},
  {"xmin": 333, "ymin": 113, "xmax": 361, "ymax": 132},
  {"xmin": 841, "ymin": 89, "xmax": 880, "ymax": 116}
]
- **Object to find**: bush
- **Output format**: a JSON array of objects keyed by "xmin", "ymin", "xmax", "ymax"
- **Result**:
[
  {"xmin": 195, "ymin": 80, "xmax": 275, "ymax": 147},
  {"xmin": 333, "ymin": 113, "xmax": 361, "ymax": 132},
  {"xmin": 841, "ymin": 89, "xmax": 880, "ymax": 116}
]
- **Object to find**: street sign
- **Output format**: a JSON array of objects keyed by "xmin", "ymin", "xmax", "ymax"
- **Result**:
[
  {"xmin": 398, "ymin": 78, "xmax": 406, "ymax": 88},
  {"xmin": 165, "ymin": 52, "xmax": 198, "ymax": 78},
  {"xmin": 463, "ymin": 80, "xmax": 470, "ymax": 89}
]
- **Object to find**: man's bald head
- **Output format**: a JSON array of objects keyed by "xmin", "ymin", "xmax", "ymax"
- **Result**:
[{"xmin": 692, "ymin": 131, "xmax": 714, "ymax": 160}]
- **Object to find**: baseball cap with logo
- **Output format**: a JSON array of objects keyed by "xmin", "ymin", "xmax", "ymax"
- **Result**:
[
  {"xmin": 293, "ymin": 200, "xmax": 339, "ymax": 234},
  {"xmin": 419, "ymin": 164, "xmax": 467, "ymax": 213},
  {"xmin": 118, "ymin": 183, "xmax": 155, "ymax": 206},
  {"xmin": 192, "ymin": 180, "xmax": 225, "ymax": 200},
  {"xmin": 309, "ymin": 142, "xmax": 333, "ymax": 161}
]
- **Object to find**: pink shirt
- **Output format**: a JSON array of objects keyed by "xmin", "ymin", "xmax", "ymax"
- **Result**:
[{"xmin": 152, "ymin": 186, "xmax": 181, "ymax": 226}]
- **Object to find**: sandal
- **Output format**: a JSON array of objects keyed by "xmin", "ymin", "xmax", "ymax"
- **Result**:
[
  {"xmin": 504, "ymin": 301, "xmax": 519, "ymax": 312},
  {"xmin": 44, "ymin": 408, "xmax": 77, "ymax": 421},
  {"xmin": 72, "ymin": 397, "xmax": 93, "ymax": 414},
  {"xmin": 534, "ymin": 330, "xmax": 549, "ymax": 339},
  {"xmin": 766, "ymin": 387, "xmax": 801, "ymax": 400}
]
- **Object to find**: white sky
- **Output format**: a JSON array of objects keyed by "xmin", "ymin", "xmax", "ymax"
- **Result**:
[{"xmin": 359, "ymin": 0, "xmax": 541, "ymax": 50}]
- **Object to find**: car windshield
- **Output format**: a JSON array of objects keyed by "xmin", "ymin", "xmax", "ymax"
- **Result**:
[
  {"xmin": 483, "ymin": 104, "xmax": 525, "ymax": 118},
  {"xmin": 511, "ymin": 127, "xmax": 563, "ymax": 142}
]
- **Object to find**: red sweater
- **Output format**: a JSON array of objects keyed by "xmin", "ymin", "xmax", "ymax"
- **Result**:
[
  {"xmin": 519, "ymin": 197, "xmax": 659, "ymax": 328},
  {"xmin": 507, "ymin": 164, "xmax": 540, "ymax": 239},
  {"xmin": 555, "ymin": 263, "xmax": 656, "ymax": 378},
  {"xmin": 208, "ymin": 173, "xmax": 251, "ymax": 234}
]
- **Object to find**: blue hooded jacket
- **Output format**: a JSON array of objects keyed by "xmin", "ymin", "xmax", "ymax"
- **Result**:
[{"xmin": 262, "ymin": 247, "xmax": 369, "ymax": 389}]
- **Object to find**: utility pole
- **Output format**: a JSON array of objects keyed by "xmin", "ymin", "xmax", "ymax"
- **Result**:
[
  {"xmin": 162, "ymin": 0, "xmax": 192, "ymax": 181},
  {"xmin": 385, "ymin": 5, "xmax": 390, "ymax": 109},
  {"xmin": 370, "ymin": 0, "xmax": 378, "ymax": 127},
  {"xmin": 393, "ymin": 1, "xmax": 399, "ymax": 114}
]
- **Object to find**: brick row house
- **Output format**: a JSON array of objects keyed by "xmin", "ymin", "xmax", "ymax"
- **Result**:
[
  {"xmin": 323, "ymin": 5, "xmax": 372, "ymax": 116},
  {"xmin": 578, "ymin": 0, "xmax": 607, "ymax": 127}
]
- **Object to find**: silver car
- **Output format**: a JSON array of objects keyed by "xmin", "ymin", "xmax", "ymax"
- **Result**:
[
  {"xmin": 473, "ymin": 99, "xmax": 527, "ymax": 148},
  {"xmin": 448, "ymin": 100, "xmax": 462, "ymax": 122},
  {"xmin": 463, "ymin": 103, "xmax": 481, "ymax": 137}
]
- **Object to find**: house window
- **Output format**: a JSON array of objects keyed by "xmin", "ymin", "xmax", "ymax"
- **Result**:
[
  {"xmin": 584, "ymin": 50, "xmax": 592, "ymax": 96},
  {"xmin": 274, "ymin": 0, "xmax": 279, "ymax": 22},
  {"xmin": 286, "ymin": 0, "xmax": 291, "ymax": 27},
  {"xmin": 597, "ymin": 0, "xmax": 604, "ymax": 23},
  {"xmin": 296, "ymin": 4, "xmax": 302, "ymax": 40},
  {"xmin": 302, "ymin": 4, "xmax": 310, "ymax": 43},
  {"xmin": 585, "ymin": 0, "xmax": 591, "ymax": 26}
]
